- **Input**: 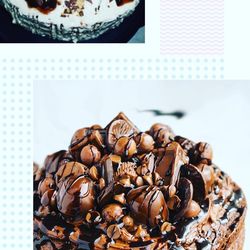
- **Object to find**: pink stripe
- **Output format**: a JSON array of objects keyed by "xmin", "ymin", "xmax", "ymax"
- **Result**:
[{"xmin": 160, "ymin": 0, "xmax": 224, "ymax": 55}]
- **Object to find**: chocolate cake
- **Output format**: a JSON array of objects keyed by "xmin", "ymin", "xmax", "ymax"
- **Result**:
[
  {"xmin": 2, "ymin": 0, "xmax": 140, "ymax": 42},
  {"xmin": 33, "ymin": 112, "xmax": 247, "ymax": 249}
]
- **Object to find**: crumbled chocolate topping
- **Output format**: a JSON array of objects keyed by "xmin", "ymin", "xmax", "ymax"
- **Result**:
[
  {"xmin": 25, "ymin": 0, "xmax": 136, "ymax": 15},
  {"xmin": 34, "ymin": 112, "xmax": 246, "ymax": 249}
]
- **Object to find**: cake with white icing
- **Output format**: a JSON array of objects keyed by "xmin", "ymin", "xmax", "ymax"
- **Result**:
[{"xmin": 2, "ymin": 0, "xmax": 140, "ymax": 42}]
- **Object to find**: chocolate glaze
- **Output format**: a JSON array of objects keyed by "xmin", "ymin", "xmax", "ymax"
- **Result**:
[
  {"xmin": 33, "ymin": 113, "xmax": 247, "ymax": 249},
  {"xmin": 25, "ymin": 0, "xmax": 57, "ymax": 14}
]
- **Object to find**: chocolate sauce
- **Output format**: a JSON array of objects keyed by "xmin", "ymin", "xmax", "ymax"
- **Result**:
[
  {"xmin": 139, "ymin": 109, "xmax": 186, "ymax": 119},
  {"xmin": 25, "ymin": 0, "xmax": 57, "ymax": 14},
  {"xmin": 116, "ymin": 0, "xmax": 134, "ymax": 7},
  {"xmin": 196, "ymin": 239, "xmax": 211, "ymax": 250}
]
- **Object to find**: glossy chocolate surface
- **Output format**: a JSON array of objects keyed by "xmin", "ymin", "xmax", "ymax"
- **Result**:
[{"xmin": 34, "ymin": 112, "xmax": 247, "ymax": 249}]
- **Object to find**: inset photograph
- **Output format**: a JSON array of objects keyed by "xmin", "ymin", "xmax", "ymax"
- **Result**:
[
  {"xmin": 33, "ymin": 81, "xmax": 249, "ymax": 250},
  {"xmin": 0, "ymin": 0, "xmax": 145, "ymax": 43}
]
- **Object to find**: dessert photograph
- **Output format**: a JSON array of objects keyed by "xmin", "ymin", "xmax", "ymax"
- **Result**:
[
  {"xmin": 34, "ymin": 81, "xmax": 249, "ymax": 249},
  {"xmin": 0, "ymin": 0, "xmax": 145, "ymax": 43}
]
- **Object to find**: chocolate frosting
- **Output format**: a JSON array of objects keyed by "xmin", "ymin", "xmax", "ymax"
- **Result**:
[{"xmin": 33, "ymin": 112, "xmax": 247, "ymax": 249}]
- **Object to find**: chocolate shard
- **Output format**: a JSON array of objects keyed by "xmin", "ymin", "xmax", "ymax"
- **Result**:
[
  {"xmin": 174, "ymin": 135, "xmax": 195, "ymax": 153},
  {"xmin": 105, "ymin": 112, "xmax": 140, "ymax": 133},
  {"xmin": 140, "ymin": 153, "xmax": 155, "ymax": 173},
  {"xmin": 55, "ymin": 161, "xmax": 89, "ymax": 187},
  {"xmin": 189, "ymin": 142, "xmax": 213, "ymax": 165},
  {"xmin": 180, "ymin": 164, "xmax": 206, "ymax": 203},
  {"xmin": 105, "ymin": 112, "xmax": 139, "ymax": 151},
  {"xmin": 115, "ymin": 162, "xmax": 137, "ymax": 181},
  {"xmin": 155, "ymin": 142, "xmax": 188, "ymax": 196},
  {"xmin": 69, "ymin": 127, "xmax": 91, "ymax": 152},
  {"xmin": 44, "ymin": 150, "xmax": 74, "ymax": 177},
  {"xmin": 101, "ymin": 157, "xmax": 114, "ymax": 185},
  {"xmin": 172, "ymin": 177, "xmax": 193, "ymax": 221},
  {"xmin": 97, "ymin": 181, "xmax": 126, "ymax": 208}
]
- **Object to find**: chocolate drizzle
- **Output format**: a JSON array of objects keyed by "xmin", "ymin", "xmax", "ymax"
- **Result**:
[{"xmin": 34, "ymin": 112, "xmax": 247, "ymax": 249}]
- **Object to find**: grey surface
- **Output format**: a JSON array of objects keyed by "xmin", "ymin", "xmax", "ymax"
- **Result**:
[{"xmin": 129, "ymin": 27, "xmax": 145, "ymax": 43}]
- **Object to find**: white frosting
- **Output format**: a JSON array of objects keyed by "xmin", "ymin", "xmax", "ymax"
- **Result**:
[{"xmin": 4, "ymin": 0, "xmax": 139, "ymax": 29}]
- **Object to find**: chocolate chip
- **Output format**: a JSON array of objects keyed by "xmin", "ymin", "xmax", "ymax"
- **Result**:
[
  {"xmin": 122, "ymin": 215, "xmax": 134, "ymax": 229},
  {"xmin": 160, "ymin": 222, "xmax": 172, "ymax": 234},
  {"xmin": 89, "ymin": 166, "xmax": 99, "ymax": 181},
  {"xmin": 114, "ymin": 193, "xmax": 126, "ymax": 205},
  {"xmin": 85, "ymin": 211, "xmax": 102, "ymax": 224}
]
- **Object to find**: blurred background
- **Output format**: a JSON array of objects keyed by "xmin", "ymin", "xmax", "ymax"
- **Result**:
[{"xmin": 34, "ymin": 81, "xmax": 250, "ymax": 246}]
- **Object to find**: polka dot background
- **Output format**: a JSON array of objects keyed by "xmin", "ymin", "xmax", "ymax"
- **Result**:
[{"xmin": 0, "ymin": 56, "xmax": 224, "ymax": 249}]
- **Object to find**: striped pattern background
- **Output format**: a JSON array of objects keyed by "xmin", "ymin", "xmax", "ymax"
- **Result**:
[{"xmin": 160, "ymin": 0, "xmax": 224, "ymax": 55}]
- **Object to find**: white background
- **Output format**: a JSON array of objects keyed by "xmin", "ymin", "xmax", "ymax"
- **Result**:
[
  {"xmin": 34, "ymin": 80, "xmax": 250, "ymax": 248},
  {"xmin": 0, "ymin": 0, "xmax": 249, "ymax": 79}
]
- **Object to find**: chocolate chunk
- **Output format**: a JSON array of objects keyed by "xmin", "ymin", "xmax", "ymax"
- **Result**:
[
  {"xmin": 107, "ymin": 224, "xmax": 121, "ymax": 239},
  {"xmin": 127, "ymin": 186, "xmax": 169, "ymax": 227},
  {"xmin": 55, "ymin": 161, "xmax": 89, "ymax": 187},
  {"xmin": 102, "ymin": 203, "xmax": 124, "ymax": 223},
  {"xmin": 56, "ymin": 175, "xmax": 95, "ymax": 224},
  {"xmin": 80, "ymin": 144, "xmax": 101, "ymax": 166},
  {"xmin": 140, "ymin": 152, "xmax": 155, "ymax": 173},
  {"xmin": 114, "ymin": 136, "xmax": 137, "ymax": 158},
  {"xmin": 174, "ymin": 136, "xmax": 195, "ymax": 153},
  {"xmin": 155, "ymin": 142, "xmax": 188, "ymax": 197},
  {"xmin": 101, "ymin": 157, "xmax": 114, "ymax": 185},
  {"xmin": 43, "ymin": 150, "xmax": 74, "ymax": 177},
  {"xmin": 172, "ymin": 177, "xmax": 193, "ymax": 221},
  {"xmin": 197, "ymin": 163, "xmax": 215, "ymax": 195},
  {"xmin": 184, "ymin": 200, "xmax": 201, "ymax": 218},
  {"xmin": 190, "ymin": 142, "xmax": 213, "ymax": 165},
  {"xmin": 38, "ymin": 177, "xmax": 55, "ymax": 197},
  {"xmin": 115, "ymin": 162, "xmax": 137, "ymax": 181},
  {"xmin": 97, "ymin": 181, "xmax": 126, "ymax": 208},
  {"xmin": 134, "ymin": 132, "xmax": 155, "ymax": 153},
  {"xmin": 180, "ymin": 164, "xmax": 206, "ymax": 203},
  {"xmin": 149, "ymin": 123, "xmax": 175, "ymax": 147},
  {"xmin": 69, "ymin": 127, "xmax": 92, "ymax": 158}
]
